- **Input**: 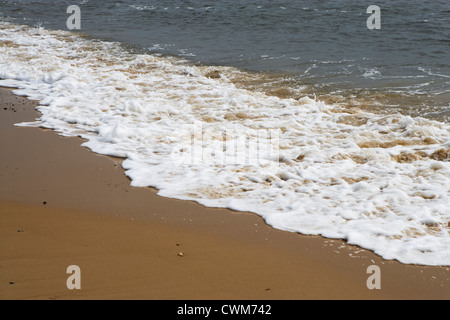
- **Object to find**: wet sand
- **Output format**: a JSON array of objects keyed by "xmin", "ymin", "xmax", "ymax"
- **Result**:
[{"xmin": 0, "ymin": 87, "xmax": 449, "ymax": 300}]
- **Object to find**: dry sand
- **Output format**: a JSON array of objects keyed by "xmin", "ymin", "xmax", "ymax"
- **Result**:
[{"xmin": 0, "ymin": 87, "xmax": 449, "ymax": 300}]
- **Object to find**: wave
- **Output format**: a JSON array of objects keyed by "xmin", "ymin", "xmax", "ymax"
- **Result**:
[{"xmin": 1, "ymin": 21, "xmax": 449, "ymax": 266}]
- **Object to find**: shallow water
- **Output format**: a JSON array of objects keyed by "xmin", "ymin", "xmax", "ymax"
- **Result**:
[{"xmin": 1, "ymin": 0, "xmax": 449, "ymax": 120}]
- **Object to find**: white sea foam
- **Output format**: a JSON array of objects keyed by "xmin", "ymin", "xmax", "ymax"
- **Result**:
[
  {"xmin": 1, "ymin": 22, "xmax": 449, "ymax": 266},
  {"xmin": 362, "ymin": 68, "xmax": 381, "ymax": 79}
]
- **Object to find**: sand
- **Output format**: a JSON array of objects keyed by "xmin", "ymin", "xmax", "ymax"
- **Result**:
[{"xmin": 0, "ymin": 87, "xmax": 449, "ymax": 300}]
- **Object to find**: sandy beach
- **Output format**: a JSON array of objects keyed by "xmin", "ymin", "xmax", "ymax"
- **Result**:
[{"xmin": 0, "ymin": 86, "xmax": 449, "ymax": 300}]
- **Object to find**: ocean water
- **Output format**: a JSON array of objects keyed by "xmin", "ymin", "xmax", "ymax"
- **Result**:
[
  {"xmin": 1, "ymin": 0, "xmax": 449, "ymax": 119},
  {"xmin": 0, "ymin": 1, "xmax": 449, "ymax": 266}
]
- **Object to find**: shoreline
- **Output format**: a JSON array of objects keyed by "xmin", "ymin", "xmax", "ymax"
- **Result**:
[{"xmin": 0, "ymin": 86, "xmax": 449, "ymax": 300}]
